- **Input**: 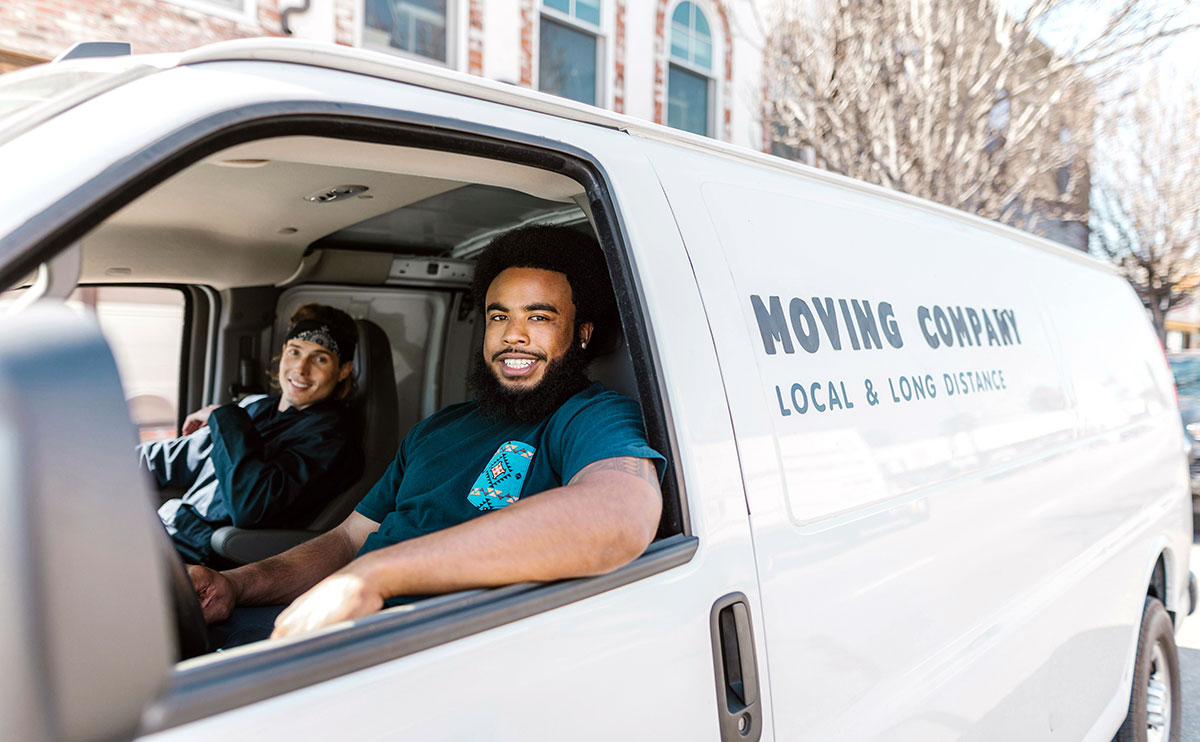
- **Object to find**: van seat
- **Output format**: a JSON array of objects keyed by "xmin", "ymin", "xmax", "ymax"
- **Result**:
[
  {"xmin": 588, "ymin": 329, "xmax": 638, "ymax": 401},
  {"xmin": 210, "ymin": 318, "xmax": 400, "ymax": 564}
]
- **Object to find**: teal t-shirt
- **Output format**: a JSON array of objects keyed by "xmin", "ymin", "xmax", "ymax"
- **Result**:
[{"xmin": 354, "ymin": 382, "xmax": 666, "ymax": 560}]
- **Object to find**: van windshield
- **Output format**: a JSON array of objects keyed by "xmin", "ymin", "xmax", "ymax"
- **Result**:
[{"xmin": 0, "ymin": 60, "xmax": 149, "ymax": 141}]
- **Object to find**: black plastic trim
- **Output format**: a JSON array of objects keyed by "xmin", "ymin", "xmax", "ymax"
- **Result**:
[
  {"xmin": 179, "ymin": 285, "xmax": 214, "ymax": 428},
  {"xmin": 142, "ymin": 534, "xmax": 698, "ymax": 732},
  {"xmin": 55, "ymin": 42, "xmax": 131, "ymax": 61},
  {"xmin": 709, "ymin": 592, "xmax": 763, "ymax": 742},
  {"xmin": 175, "ymin": 286, "xmax": 194, "ymax": 435}
]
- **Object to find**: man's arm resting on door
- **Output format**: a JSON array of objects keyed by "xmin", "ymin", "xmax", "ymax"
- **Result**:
[{"xmin": 270, "ymin": 456, "xmax": 662, "ymax": 638}]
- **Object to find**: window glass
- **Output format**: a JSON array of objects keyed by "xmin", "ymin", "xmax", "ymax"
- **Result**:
[
  {"xmin": 668, "ymin": 2, "xmax": 713, "ymax": 136},
  {"xmin": 668, "ymin": 64, "xmax": 708, "ymax": 136},
  {"xmin": 575, "ymin": 0, "xmax": 601, "ymax": 25},
  {"xmin": 89, "ymin": 287, "xmax": 186, "ymax": 442},
  {"xmin": 670, "ymin": 1, "xmax": 713, "ymax": 71},
  {"xmin": 364, "ymin": 0, "xmax": 448, "ymax": 63},
  {"xmin": 544, "ymin": 0, "xmax": 601, "ymax": 26},
  {"xmin": 694, "ymin": 35, "xmax": 712, "ymax": 70},
  {"xmin": 670, "ymin": 31, "xmax": 689, "ymax": 61},
  {"xmin": 189, "ymin": 0, "xmax": 244, "ymax": 12},
  {"xmin": 0, "ymin": 286, "xmax": 185, "ymax": 442},
  {"xmin": 539, "ymin": 17, "xmax": 598, "ymax": 105},
  {"xmin": 672, "ymin": 3, "xmax": 691, "ymax": 34}
]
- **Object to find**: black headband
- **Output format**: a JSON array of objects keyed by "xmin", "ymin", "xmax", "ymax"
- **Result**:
[{"xmin": 285, "ymin": 319, "xmax": 355, "ymax": 362}]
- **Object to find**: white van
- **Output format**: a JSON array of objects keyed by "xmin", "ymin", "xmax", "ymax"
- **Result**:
[{"xmin": 0, "ymin": 39, "xmax": 1192, "ymax": 742}]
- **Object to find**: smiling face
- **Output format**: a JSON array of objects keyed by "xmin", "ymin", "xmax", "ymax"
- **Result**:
[
  {"xmin": 483, "ymin": 267, "xmax": 593, "ymax": 392},
  {"xmin": 277, "ymin": 338, "xmax": 353, "ymax": 411}
]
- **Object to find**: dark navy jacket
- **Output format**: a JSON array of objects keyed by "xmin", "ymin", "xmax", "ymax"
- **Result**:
[{"xmin": 141, "ymin": 394, "xmax": 362, "ymax": 565}]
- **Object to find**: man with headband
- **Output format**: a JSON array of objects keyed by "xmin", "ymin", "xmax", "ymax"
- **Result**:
[{"xmin": 142, "ymin": 303, "xmax": 364, "ymax": 567}]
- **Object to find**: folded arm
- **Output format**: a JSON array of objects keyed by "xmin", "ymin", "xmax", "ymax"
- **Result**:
[{"xmin": 207, "ymin": 405, "xmax": 348, "ymax": 528}]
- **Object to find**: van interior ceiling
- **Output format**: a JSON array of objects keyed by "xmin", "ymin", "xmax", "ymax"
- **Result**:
[{"xmin": 79, "ymin": 136, "xmax": 590, "ymax": 290}]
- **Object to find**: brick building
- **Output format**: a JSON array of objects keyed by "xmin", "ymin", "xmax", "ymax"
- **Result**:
[
  {"xmin": 0, "ymin": 1, "xmax": 1092, "ymax": 249},
  {"xmin": 0, "ymin": 0, "xmax": 769, "ymax": 149},
  {"xmin": 0, "ymin": 0, "xmax": 283, "ymax": 72}
]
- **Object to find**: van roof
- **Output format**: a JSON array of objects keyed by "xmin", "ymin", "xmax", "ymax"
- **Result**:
[{"xmin": 173, "ymin": 38, "xmax": 1107, "ymax": 273}]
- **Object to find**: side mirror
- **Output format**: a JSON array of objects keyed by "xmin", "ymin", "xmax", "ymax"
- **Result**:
[{"xmin": 0, "ymin": 305, "xmax": 173, "ymax": 742}]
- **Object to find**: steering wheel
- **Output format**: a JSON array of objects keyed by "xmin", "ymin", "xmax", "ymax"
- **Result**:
[{"xmin": 152, "ymin": 523, "xmax": 210, "ymax": 660}]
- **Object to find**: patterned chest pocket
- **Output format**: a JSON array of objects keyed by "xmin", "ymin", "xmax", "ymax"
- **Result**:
[{"xmin": 467, "ymin": 441, "xmax": 536, "ymax": 511}]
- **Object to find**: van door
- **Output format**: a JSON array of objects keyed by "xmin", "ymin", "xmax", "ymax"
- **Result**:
[
  {"xmin": 0, "ymin": 57, "xmax": 768, "ymax": 741},
  {"xmin": 639, "ymin": 136, "xmax": 1162, "ymax": 741}
]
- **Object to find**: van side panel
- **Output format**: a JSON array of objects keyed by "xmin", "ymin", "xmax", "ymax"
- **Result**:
[{"xmin": 640, "ymin": 138, "xmax": 1190, "ymax": 741}]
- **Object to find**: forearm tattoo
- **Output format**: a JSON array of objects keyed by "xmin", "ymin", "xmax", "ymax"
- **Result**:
[{"xmin": 570, "ymin": 457, "xmax": 659, "ymax": 487}]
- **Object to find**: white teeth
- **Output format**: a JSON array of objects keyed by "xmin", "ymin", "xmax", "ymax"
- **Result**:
[{"xmin": 503, "ymin": 359, "xmax": 535, "ymax": 368}]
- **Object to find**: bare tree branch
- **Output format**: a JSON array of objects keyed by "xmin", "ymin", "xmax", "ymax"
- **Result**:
[
  {"xmin": 1092, "ymin": 72, "xmax": 1200, "ymax": 340},
  {"xmin": 762, "ymin": 0, "xmax": 1196, "ymax": 250}
]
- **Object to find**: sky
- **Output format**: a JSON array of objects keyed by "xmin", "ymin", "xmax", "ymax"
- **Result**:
[{"xmin": 1010, "ymin": 0, "xmax": 1200, "ymax": 84}]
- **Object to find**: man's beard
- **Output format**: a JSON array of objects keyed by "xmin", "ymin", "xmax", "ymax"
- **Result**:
[{"xmin": 468, "ymin": 333, "xmax": 591, "ymax": 423}]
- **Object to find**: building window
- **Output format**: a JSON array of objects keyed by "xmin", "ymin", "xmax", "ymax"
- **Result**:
[
  {"xmin": 667, "ymin": 1, "xmax": 713, "ymax": 136},
  {"xmin": 539, "ymin": 0, "xmax": 604, "ymax": 106},
  {"xmin": 192, "ymin": 0, "xmax": 246, "ymax": 11},
  {"xmin": 1167, "ymin": 329, "xmax": 1185, "ymax": 352},
  {"xmin": 363, "ymin": 0, "xmax": 449, "ymax": 64},
  {"xmin": 165, "ymin": 0, "xmax": 255, "ymax": 22}
]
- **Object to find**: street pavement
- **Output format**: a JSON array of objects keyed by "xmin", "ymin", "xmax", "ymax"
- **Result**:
[{"xmin": 1177, "ymin": 527, "xmax": 1200, "ymax": 742}]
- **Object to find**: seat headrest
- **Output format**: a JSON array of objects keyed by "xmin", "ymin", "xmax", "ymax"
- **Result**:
[
  {"xmin": 304, "ymin": 316, "xmax": 398, "ymax": 532},
  {"xmin": 586, "ymin": 327, "xmax": 638, "ymax": 400},
  {"xmin": 351, "ymin": 318, "xmax": 391, "ymax": 403},
  {"xmin": 587, "ymin": 322, "xmax": 625, "ymax": 358}
]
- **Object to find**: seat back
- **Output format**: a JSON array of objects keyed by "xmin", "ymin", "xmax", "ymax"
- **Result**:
[
  {"xmin": 587, "ymin": 328, "xmax": 638, "ymax": 400},
  {"xmin": 210, "ymin": 318, "xmax": 399, "ymax": 564},
  {"xmin": 309, "ymin": 318, "xmax": 400, "ymax": 530}
]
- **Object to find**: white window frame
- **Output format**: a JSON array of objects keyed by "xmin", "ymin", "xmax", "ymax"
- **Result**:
[
  {"xmin": 666, "ymin": 0, "xmax": 717, "ymax": 138},
  {"xmin": 164, "ymin": 0, "xmax": 258, "ymax": 25},
  {"xmin": 537, "ymin": 0, "xmax": 609, "ymax": 108},
  {"xmin": 358, "ymin": 0, "xmax": 460, "ymax": 69}
]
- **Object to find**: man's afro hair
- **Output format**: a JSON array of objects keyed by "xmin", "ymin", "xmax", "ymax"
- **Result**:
[{"xmin": 471, "ymin": 223, "xmax": 619, "ymax": 341}]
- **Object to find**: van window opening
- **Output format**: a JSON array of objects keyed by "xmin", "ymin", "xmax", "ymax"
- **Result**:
[{"xmin": 4, "ymin": 110, "xmax": 695, "ymax": 726}]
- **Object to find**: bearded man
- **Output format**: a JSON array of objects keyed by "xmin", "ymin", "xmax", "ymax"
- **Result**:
[{"xmin": 188, "ymin": 224, "xmax": 665, "ymax": 646}]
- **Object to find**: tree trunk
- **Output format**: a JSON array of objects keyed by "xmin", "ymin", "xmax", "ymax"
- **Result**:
[{"xmin": 1148, "ymin": 301, "xmax": 1168, "ymax": 346}]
